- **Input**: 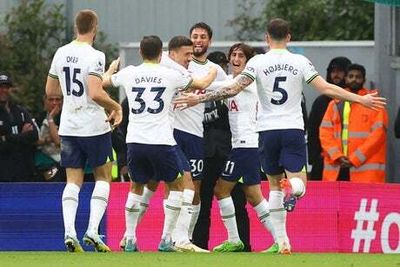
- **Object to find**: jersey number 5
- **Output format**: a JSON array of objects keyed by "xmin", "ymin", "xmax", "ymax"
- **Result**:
[
  {"xmin": 271, "ymin": 76, "xmax": 288, "ymax": 105},
  {"xmin": 63, "ymin": 67, "xmax": 84, "ymax": 97},
  {"xmin": 131, "ymin": 87, "xmax": 166, "ymax": 114}
]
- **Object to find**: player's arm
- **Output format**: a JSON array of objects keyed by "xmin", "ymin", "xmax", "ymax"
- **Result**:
[
  {"xmin": 45, "ymin": 75, "xmax": 62, "ymax": 97},
  {"xmin": 87, "ymin": 75, "xmax": 122, "ymax": 127},
  {"xmin": 174, "ymin": 74, "xmax": 252, "ymax": 108},
  {"xmin": 188, "ymin": 66, "xmax": 217, "ymax": 90},
  {"xmin": 310, "ymin": 76, "xmax": 386, "ymax": 110},
  {"xmin": 102, "ymin": 57, "xmax": 120, "ymax": 88}
]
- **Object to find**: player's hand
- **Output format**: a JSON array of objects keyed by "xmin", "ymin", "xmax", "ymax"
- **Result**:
[
  {"xmin": 173, "ymin": 92, "xmax": 200, "ymax": 110},
  {"xmin": 360, "ymin": 91, "xmax": 386, "ymax": 110},
  {"xmin": 106, "ymin": 109, "xmax": 123, "ymax": 129},
  {"xmin": 109, "ymin": 57, "xmax": 121, "ymax": 74}
]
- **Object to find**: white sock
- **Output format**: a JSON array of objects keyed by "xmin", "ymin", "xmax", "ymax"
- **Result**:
[
  {"xmin": 189, "ymin": 203, "xmax": 201, "ymax": 240},
  {"xmin": 290, "ymin": 177, "xmax": 306, "ymax": 197},
  {"xmin": 218, "ymin": 197, "xmax": 240, "ymax": 243},
  {"xmin": 125, "ymin": 192, "xmax": 142, "ymax": 243},
  {"xmin": 87, "ymin": 181, "xmax": 110, "ymax": 236},
  {"xmin": 269, "ymin": 190, "xmax": 287, "ymax": 244},
  {"xmin": 253, "ymin": 198, "xmax": 276, "ymax": 241},
  {"xmin": 173, "ymin": 189, "xmax": 195, "ymax": 245},
  {"xmin": 138, "ymin": 187, "xmax": 154, "ymax": 222},
  {"xmin": 161, "ymin": 191, "xmax": 182, "ymax": 241},
  {"xmin": 62, "ymin": 183, "xmax": 80, "ymax": 238}
]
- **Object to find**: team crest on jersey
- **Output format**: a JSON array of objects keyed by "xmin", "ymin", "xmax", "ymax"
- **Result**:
[{"xmin": 94, "ymin": 61, "xmax": 103, "ymax": 72}]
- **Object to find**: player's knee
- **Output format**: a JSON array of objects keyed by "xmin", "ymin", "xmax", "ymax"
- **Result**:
[{"xmin": 214, "ymin": 183, "xmax": 229, "ymax": 200}]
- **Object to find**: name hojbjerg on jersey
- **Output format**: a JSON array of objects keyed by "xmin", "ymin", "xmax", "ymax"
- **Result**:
[{"xmin": 263, "ymin": 64, "xmax": 299, "ymax": 76}]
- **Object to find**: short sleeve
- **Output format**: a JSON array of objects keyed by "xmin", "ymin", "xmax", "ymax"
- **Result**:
[
  {"xmin": 241, "ymin": 57, "xmax": 257, "ymax": 81},
  {"xmin": 88, "ymin": 52, "xmax": 105, "ymax": 80},
  {"xmin": 215, "ymin": 64, "xmax": 228, "ymax": 81},
  {"xmin": 111, "ymin": 66, "xmax": 134, "ymax": 88},
  {"xmin": 302, "ymin": 56, "xmax": 319, "ymax": 84},
  {"xmin": 172, "ymin": 69, "xmax": 193, "ymax": 91}
]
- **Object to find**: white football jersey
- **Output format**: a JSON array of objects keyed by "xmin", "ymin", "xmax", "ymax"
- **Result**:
[
  {"xmin": 226, "ymin": 75, "xmax": 258, "ymax": 148},
  {"xmin": 241, "ymin": 49, "xmax": 318, "ymax": 131},
  {"xmin": 173, "ymin": 58, "xmax": 227, "ymax": 137},
  {"xmin": 160, "ymin": 51, "xmax": 189, "ymax": 75},
  {"xmin": 48, "ymin": 41, "xmax": 111, "ymax": 137},
  {"xmin": 160, "ymin": 51, "xmax": 190, "ymax": 127},
  {"xmin": 111, "ymin": 63, "xmax": 192, "ymax": 145}
]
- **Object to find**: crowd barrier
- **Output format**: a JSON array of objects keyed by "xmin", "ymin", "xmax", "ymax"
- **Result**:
[{"xmin": 0, "ymin": 182, "xmax": 399, "ymax": 253}]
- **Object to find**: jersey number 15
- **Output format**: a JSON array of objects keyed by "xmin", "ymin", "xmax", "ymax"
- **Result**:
[{"xmin": 63, "ymin": 67, "xmax": 84, "ymax": 97}]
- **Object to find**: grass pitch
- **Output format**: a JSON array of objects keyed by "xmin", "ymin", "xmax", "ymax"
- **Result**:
[{"xmin": 0, "ymin": 252, "xmax": 399, "ymax": 267}]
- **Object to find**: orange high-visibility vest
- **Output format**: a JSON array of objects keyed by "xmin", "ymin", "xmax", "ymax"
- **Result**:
[{"xmin": 319, "ymin": 88, "xmax": 388, "ymax": 183}]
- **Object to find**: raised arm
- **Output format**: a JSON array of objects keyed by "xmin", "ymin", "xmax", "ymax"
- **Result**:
[
  {"xmin": 189, "ymin": 66, "xmax": 217, "ymax": 90},
  {"xmin": 102, "ymin": 57, "xmax": 120, "ymax": 88},
  {"xmin": 310, "ymin": 76, "xmax": 386, "ymax": 110}
]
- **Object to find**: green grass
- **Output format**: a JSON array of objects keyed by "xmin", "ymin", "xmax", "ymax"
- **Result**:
[{"xmin": 0, "ymin": 252, "xmax": 399, "ymax": 267}]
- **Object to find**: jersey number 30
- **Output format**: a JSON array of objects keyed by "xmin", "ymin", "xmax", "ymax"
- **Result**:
[
  {"xmin": 131, "ymin": 87, "xmax": 166, "ymax": 114},
  {"xmin": 271, "ymin": 76, "xmax": 288, "ymax": 105}
]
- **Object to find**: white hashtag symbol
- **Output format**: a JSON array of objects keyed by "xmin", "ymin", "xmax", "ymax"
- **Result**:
[{"xmin": 351, "ymin": 198, "xmax": 380, "ymax": 253}]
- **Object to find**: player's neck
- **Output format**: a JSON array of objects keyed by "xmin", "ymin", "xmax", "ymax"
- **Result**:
[
  {"xmin": 193, "ymin": 54, "xmax": 207, "ymax": 63},
  {"xmin": 143, "ymin": 59, "xmax": 159, "ymax": 64},
  {"xmin": 268, "ymin": 41, "xmax": 287, "ymax": 50},
  {"xmin": 75, "ymin": 34, "xmax": 94, "ymax": 45}
]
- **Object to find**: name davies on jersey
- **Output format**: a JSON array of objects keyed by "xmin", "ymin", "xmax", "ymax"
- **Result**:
[
  {"xmin": 135, "ymin": 76, "xmax": 162, "ymax": 84},
  {"xmin": 263, "ymin": 64, "xmax": 298, "ymax": 76}
]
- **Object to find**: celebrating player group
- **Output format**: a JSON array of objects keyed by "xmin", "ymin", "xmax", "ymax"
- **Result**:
[{"xmin": 46, "ymin": 9, "xmax": 386, "ymax": 254}]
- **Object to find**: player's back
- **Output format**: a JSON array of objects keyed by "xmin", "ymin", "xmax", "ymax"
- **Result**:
[
  {"xmin": 112, "ymin": 63, "xmax": 192, "ymax": 145},
  {"xmin": 243, "ymin": 50, "xmax": 318, "ymax": 131},
  {"xmin": 49, "ymin": 41, "xmax": 110, "ymax": 137}
]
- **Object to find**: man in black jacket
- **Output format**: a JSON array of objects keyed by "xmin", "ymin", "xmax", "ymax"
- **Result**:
[
  {"xmin": 307, "ymin": 57, "xmax": 351, "ymax": 180},
  {"xmin": 0, "ymin": 72, "xmax": 39, "ymax": 182}
]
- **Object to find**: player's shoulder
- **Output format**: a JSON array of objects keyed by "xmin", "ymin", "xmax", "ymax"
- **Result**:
[
  {"xmin": 289, "ymin": 52, "xmax": 310, "ymax": 64},
  {"xmin": 247, "ymin": 53, "xmax": 264, "ymax": 64}
]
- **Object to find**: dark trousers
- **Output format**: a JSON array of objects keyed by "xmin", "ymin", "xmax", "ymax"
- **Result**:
[
  {"xmin": 310, "ymin": 156, "xmax": 324, "ymax": 181},
  {"xmin": 192, "ymin": 153, "xmax": 251, "ymax": 251}
]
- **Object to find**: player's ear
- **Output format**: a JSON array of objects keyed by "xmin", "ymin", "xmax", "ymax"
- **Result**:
[
  {"xmin": 286, "ymin": 33, "xmax": 291, "ymax": 43},
  {"xmin": 265, "ymin": 34, "xmax": 270, "ymax": 44}
]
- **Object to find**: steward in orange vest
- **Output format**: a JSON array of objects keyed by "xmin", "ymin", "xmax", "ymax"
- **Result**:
[{"xmin": 319, "ymin": 64, "xmax": 387, "ymax": 183}]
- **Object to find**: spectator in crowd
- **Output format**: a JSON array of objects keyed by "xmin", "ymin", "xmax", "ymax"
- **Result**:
[
  {"xmin": 0, "ymin": 72, "xmax": 39, "ymax": 182},
  {"xmin": 320, "ymin": 63, "xmax": 387, "ymax": 183},
  {"xmin": 36, "ymin": 93, "xmax": 66, "ymax": 181},
  {"xmin": 307, "ymin": 57, "xmax": 351, "ymax": 180}
]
